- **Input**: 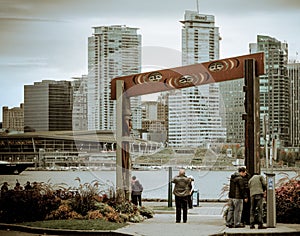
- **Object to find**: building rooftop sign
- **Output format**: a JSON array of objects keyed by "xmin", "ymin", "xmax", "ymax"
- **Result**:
[{"xmin": 111, "ymin": 52, "xmax": 264, "ymax": 100}]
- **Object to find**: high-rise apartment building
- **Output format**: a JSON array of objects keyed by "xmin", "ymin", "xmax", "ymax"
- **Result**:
[
  {"xmin": 250, "ymin": 35, "xmax": 289, "ymax": 147},
  {"xmin": 24, "ymin": 80, "xmax": 73, "ymax": 132},
  {"xmin": 87, "ymin": 25, "xmax": 142, "ymax": 131},
  {"xmin": 72, "ymin": 76, "xmax": 88, "ymax": 131},
  {"xmin": 288, "ymin": 63, "xmax": 300, "ymax": 147},
  {"xmin": 2, "ymin": 103, "xmax": 24, "ymax": 132},
  {"xmin": 168, "ymin": 10, "xmax": 226, "ymax": 148}
]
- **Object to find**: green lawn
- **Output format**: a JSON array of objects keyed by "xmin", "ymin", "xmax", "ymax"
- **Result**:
[{"xmin": 20, "ymin": 219, "xmax": 128, "ymax": 231}]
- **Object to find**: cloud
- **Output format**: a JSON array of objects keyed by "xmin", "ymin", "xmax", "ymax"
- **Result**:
[
  {"xmin": 0, "ymin": 57, "xmax": 48, "ymax": 67},
  {"xmin": 0, "ymin": 0, "xmax": 300, "ymax": 120},
  {"xmin": 2, "ymin": 0, "xmax": 300, "ymax": 21},
  {"xmin": 0, "ymin": 16, "xmax": 66, "ymax": 23}
]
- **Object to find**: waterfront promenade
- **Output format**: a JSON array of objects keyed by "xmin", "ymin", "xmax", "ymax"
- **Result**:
[
  {"xmin": 116, "ymin": 201, "xmax": 300, "ymax": 236},
  {"xmin": 1, "ymin": 201, "xmax": 299, "ymax": 236}
]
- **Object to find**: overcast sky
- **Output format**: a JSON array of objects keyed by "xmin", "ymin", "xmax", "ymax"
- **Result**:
[{"xmin": 1, "ymin": 0, "xmax": 300, "ymax": 121}]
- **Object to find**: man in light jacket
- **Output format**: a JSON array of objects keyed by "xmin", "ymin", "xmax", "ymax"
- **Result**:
[
  {"xmin": 131, "ymin": 176, "xmax": 143, "ymax": 206},
  {"xmin": 248, "ymin": 173, "xmax": 267, "ymax": 229}
]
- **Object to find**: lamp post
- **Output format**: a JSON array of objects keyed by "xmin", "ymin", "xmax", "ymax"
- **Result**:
[
  {"xmin": 263, "ymin": 114, "xmax": 269, "ymax": 169},
  {"xmin": 265, "ymin": 135, "xmax": 277, "ymax": 228}
]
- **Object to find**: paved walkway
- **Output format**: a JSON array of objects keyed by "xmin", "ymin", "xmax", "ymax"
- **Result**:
[{"xmin": 115, "ymin": 202, "xmax": 300, "ymax": 236}]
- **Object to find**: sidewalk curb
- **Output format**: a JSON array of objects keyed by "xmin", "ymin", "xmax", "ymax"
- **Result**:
[
  {"xmin": 210, "ymin": 232, "xmax": 300, "ymax": 236},
  {"xmin": 0, "ymin": 223, "xmax": 131, "ymax": 236}
]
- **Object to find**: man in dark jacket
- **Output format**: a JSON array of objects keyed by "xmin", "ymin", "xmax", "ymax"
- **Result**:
[
  {"xmin": 172, "ymin": 169, "xmax": 191, "ymax": 223},
  {"xmin": 241, "ymin": 171, "xmax": 251, "ymax": 225},
  {"xmin": 226, "ymin": 167, "xmax": 248, "ymax": 228}
]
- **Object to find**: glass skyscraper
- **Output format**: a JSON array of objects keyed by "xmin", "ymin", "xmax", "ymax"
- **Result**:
[
  {"xmin": 250, "ymin": 35, "xmax": 289, "ymax": 147},
  {"xmin": 87, "ymin": 25, "xmax": 142, "ymax": 131},
  {"xmin": 168, "ymin": 10, "xmax": 226, "ymax": 148},
  {"xmin": 288, "ymin": 63, "xmax": 300, "ymax": 147}
]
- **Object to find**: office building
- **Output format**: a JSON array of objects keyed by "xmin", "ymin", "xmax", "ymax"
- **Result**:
[
  {"xmin": 72, "ymin": 75, "xmax": 88, "ymax": 131},
  {"xmin": 288, "ymin": 63, "xmax": 300, "ymax": 147},
  {"xmin": 250, "ymin": 35, "xmax": 289, "ymax": 147},
  {"xmin": 219, "ymin": 79, "xmax": 245, "ymax": 144},
  {"xmin": 2, "ymin": 103, "xmax": 24, "ymax": 132},
  {"xmin": 168, "ymin": 10, "xmax": 226, "ymax": 148},
  {"xmin": 142, "ymin": 101, "xmax": 158, "ymax": 120},
  {"xmin": 140, "ymin": 101, "xmax": 167, "ymax": 143},
  {"xmin": 87, "ymin": 25, "xmax": 142, "ymax": 131},
  {"xmin": 24, "ymin": 80, "xmax": 73, "ymax": 132}
]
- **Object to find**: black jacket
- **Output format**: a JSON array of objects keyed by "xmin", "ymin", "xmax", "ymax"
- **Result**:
[{"xmin": 228, "ymin": 172, "xmax": 247, "ymax": 199}]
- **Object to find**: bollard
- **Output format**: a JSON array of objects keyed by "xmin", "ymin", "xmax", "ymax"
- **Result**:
[
  {"xmin": 168, "ymin": 167, "xmax": 172, "ymax": 207},
  {"xmin": 265, "ymin": 172, "xmax": 276, "ymax": 227}
]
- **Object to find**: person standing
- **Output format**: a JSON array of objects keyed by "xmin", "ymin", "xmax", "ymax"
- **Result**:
[
  {"xmin": 248, "ymin": 173, "xmax": 267, "ymax": 229},
  {"xmin": 1, "ymin": 182, "xmax": 9, "ymax": 192},
  {"xmin": 24, "ymin": 181, "xmax": 32, "ymax": 190},
  {"xmin": 131, "ymin": 176, "xmax": 143, "ymax": 206},
  {"xmin": 172, "ymin": 169, "xmax": 191, "ymax": 223},
  {"xmin": 187, "ymin": 175, "xmax": 195, "ymax": 209},
  {"xmin": 14, "ymin": 182, "xmax": 23, "ymax": 191},
  {"xmin": 226, "ymin": 166, "xmax": 248, "ymax": 228},
  {"xmin": 241, "ymin": 170, "xmax": 251, "ymax": 225}
]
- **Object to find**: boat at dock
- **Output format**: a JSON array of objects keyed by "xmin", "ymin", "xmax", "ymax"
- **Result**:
[{"xmin": 0, "ymin": 161, "xmax": 35, "ymax": 175}]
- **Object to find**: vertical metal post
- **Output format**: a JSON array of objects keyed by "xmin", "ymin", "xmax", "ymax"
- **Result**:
[
  {"xmin": 265, "ymin": 136, "xmax": 276, "ymax": 228},
  {"xmin": 265, "ymin": 172, "xmax": 276, "ymax": 227},
  {"xmin": 168, "ymin": 167, "xmax": 173, "ymax": 207}
]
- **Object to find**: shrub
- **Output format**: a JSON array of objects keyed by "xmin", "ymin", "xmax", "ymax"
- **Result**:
[
  {"xmin": 0, "ymin": 183, "xmax": 61, "ymax": 223},
  {"xmin": 87, "ymin": 210, "xmax": 104, "ymax": 220},
  {"xmin": 46, "ymin": 200, "xmax": 83, "ymax": 220},
  {"xmin": 275, "ymin": 173, "xmax": 300, "ymax": 223},
  {"xmin": 0, "ymin": 178, "xmax": 154, "ymax": 224},
  {"xmin": 69, "ymin": 178, "xmax": 107, "ymax": 216},
  {"xmin": 139, "ymin": 206, "xmax": 154, "ymax": 218}
]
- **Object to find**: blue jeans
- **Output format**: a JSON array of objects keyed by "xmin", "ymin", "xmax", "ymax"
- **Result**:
[{"xmin": 226, "ymin": 198, "xmax": 243, "ymax": 226}]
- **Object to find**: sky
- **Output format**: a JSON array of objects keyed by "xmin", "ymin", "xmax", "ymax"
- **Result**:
[{"xmin": 1, "ymin": 0, "xmax": 300, "ymax": 121}]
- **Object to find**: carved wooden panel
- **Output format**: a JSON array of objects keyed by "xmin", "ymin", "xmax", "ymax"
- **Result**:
[{"xmin": 111, "ymin": 52, "xmax": 264, "ymax": 99}]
